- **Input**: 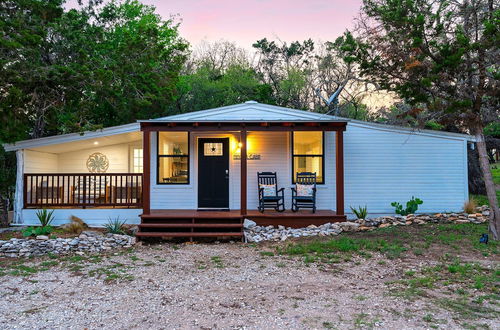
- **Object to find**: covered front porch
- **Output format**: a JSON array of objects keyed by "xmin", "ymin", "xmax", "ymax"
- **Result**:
[
  {"xmin": 138, "ymin": 116, "xmax": 347, "ymax": 239},
  {"xmin": 15, "ymin": 126, "xmax": 144, "ymax": 225}
]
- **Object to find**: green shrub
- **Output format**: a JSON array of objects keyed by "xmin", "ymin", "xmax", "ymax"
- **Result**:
[
  {"xmin": 22, "ymin": 209, "xmax": 55, "ymax": 237},
  {"xmin": 36, "ymin": 209, "xmax": 54, "ymax": 227},
  {"xmin": 104, "ymin": 217, "xmax": 126, "ymax": 234},
  {"xmin": 22, "ymin": 225, "xmax": 54, "ymax": 237},
  {"xmin": 391, "ymin": 197, "xmax": 423, "ymax": 216},
  {"xmin": 350, "ymin": 205, "xmax": 368, "ymax": 219}
]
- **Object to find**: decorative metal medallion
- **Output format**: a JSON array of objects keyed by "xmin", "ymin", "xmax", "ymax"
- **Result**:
[{"xmin": 86, "ymin": 152, "xmax": 109, "ymax": 173}]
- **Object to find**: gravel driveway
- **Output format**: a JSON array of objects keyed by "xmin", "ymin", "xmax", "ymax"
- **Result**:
[{"xmin": 0, "ymin": 241, "xmax": 497, "ymax": 329}]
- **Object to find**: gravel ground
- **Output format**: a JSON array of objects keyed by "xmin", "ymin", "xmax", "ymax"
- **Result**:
[{"xmin": 0, "ymin": 242, "xmax": 497, "ymax": 329}]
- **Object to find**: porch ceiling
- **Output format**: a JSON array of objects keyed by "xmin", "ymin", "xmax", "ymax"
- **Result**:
[{"xmin": 29, "ymin": 131, "xmax": 142, "ymax": 154}]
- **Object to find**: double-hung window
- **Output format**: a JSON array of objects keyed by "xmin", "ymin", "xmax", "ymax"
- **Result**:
[
  {"xmin": 292, "ymin": 131, "xmax": 324, "ymax": 184},
  {"xmin": 157, "ymin": 132, "xmax": 189, "ymax": 184}
]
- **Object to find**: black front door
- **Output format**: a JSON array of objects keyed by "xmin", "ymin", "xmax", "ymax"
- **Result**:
[{"xmin": 198, "ymin": 138, "xmax": 230, "ymax": 209}]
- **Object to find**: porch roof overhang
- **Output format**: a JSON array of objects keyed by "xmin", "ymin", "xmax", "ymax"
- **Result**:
[
  {"xmin": 3, "ymin": 123, "xmax": 140, "ymax": 152},
  {"xmin": 139, "ymin": 120, "xmax": 348, "ymax": 132}
]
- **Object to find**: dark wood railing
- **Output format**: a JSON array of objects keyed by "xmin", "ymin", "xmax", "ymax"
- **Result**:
[{"xmin": 23, "ymin": 173, "xmax": 143, "ymax": 208}]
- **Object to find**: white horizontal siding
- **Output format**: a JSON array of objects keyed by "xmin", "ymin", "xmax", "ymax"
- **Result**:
[
  {"xmin": 149, "ymin": 131, "xmax": 338, "ymax": 211},
  {"xmin": 150, "ymin": 132, "xmax": 242, "ymax": 210},
  {"xmin": 24, "ymin": 150, "xmax": 58, "ymax": 173},
  {"xmin": 246, "ymin": 132, "xmax": 290, "ymax": 210},
  {"xmin": 344, "ymin": 124, "xmax": 468, "ymax": 216},
  {"xmin": 58, "ymin": 143, "xmax": 135, "ymax": 173}
]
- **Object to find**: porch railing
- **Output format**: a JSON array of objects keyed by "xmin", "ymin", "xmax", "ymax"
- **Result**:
[{"xmin": 23, "ymin": 173, "xmax": 143, "ymax": 208}]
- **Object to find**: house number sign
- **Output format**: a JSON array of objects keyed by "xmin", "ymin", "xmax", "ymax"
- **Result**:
[{"xmin": 233, "ymin": 154, "xmax": 261, "ymax": 160}]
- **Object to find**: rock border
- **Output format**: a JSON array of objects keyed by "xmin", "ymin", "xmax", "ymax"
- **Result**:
[
  {"xmin": 244, "ymin": 206, "xmax": 490, "ymax": 243},
  {"xmin": 0, "ymin": 231, "xmax": 136, "ymax": 258}
]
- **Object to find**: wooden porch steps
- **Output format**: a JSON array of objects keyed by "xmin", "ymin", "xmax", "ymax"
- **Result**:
[{"xmin": 138, "ymin": 210, "xmax": 243, "ymax": 239}]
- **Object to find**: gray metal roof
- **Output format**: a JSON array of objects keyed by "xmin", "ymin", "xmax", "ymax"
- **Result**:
[
  {"xmin": 3, "ymin": 101, "xmax": 475, "ymax": 151},
  {"xmin": 140, "ymin": 101, "xmax": 346, "ymax": 122}
]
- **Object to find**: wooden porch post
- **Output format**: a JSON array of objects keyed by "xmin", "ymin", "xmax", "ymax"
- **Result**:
[
  {"xmin": 335, "ymin": 129, "xmax": 345, "ymax": 216},
  {"xmin": 240, "ymin": 129, "xmax": 247, "ymax": 216},
  {"xmin": 142, "ymin": 130, "xmax": 151, "ymax": 215}
]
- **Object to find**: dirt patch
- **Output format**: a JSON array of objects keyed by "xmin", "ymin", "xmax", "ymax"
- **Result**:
[{"xmin": 0, "ymin": 223, "xmax": 498, "ymax": 329}]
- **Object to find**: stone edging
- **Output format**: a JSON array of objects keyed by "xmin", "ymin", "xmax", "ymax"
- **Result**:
[
  {"xmin": 0, "ymin": 231, "xmax": 136, "ymax": 258},
  {"xmin": 244, "ymin": 206, "xmax": 490, "ymax": 243}
]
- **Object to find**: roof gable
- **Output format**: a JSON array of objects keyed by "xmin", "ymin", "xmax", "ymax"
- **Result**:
[{"xmin": 146, "ymin": 101, "xmax": 340, "ymax": 122}]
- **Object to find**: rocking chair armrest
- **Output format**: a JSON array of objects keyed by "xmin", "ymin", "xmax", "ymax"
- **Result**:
[
  {"xmin": 277, "ymin": 187, "xmax": 285, "ymax": 196},
  {"xmin": 258, "ymin": 187, "xmax": 264, "ymax": 197},
  {"xmin": 291, "ymin": 187, "xmax": 297, "ymax": 197}
]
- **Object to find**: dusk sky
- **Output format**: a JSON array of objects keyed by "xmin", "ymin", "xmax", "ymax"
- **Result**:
[{"xmin": 67, "ymin": 0, "xmax": 363, "ymax": 48}]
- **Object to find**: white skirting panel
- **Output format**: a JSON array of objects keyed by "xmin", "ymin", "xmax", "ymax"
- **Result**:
[{"xmin": 19, "ymin": 208, "xmax": 142, "ymax": 227}]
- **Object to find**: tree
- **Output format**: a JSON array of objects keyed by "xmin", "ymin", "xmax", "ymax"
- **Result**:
[
  {"xmin": 171, "ymin": 41, "xmax": 274, "ymax": 113},
  {"xmin": 252, "ymin": 38, "xmax": 383, "ymax": 116},
  {"xmin": 0, "ymin": 0, "xmax": 189, "ymax": 139},
  {"xmin": 252, "ymin": 38, "xmax": 315, "ymax": 109},
  {"xmin": 336, "ymin": 0, "xmax": 500, "ymax": 238}
]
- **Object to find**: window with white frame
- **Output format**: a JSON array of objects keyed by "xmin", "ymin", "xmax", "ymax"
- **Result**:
[{"xmin": 132, "ymin": 147, "xmax": 143, "ymax": 173}]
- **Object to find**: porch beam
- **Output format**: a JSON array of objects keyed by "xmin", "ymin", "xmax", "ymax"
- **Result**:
[
  {"xmin": 142, "ymin": 130, "xmax": 151, "ymax": 215},
  {"xmin": 335, "ymin": 130, "xmax": 345, "ymax": 216},
  {"xmin": 141, "ymin": 122, "xmax": 347, "ymax": 132},
  {"xmin": 240, "ymin": 129, "xmax": 247, "ymax": 216}
]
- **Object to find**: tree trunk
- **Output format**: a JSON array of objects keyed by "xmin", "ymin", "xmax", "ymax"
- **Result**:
[
  {"xmin": 0, "ymin": 197, "xmax": 8, "ymax": 227},
  {"xmin": 468, "ymin": 147, "xmax": 486, "ymax": 195},
  {"xmin": 475, "ymin": 130, "xmax": 500, "ymax": 240}
]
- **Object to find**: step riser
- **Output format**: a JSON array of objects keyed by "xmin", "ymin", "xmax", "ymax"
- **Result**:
[
  {"xmin": 139, "ymin": 228, "xmax": 242, "ymax": 233},
  {"xmin": 141, "ymin": 218, "xmax": 242, "ymax": 224},
  {"xmin": 136, "ymin": 232, "xmax": 243, "ymax": 238},
  {"xmin": 139, "ymin": 224, "xmax": 242, "ymax": 228}
]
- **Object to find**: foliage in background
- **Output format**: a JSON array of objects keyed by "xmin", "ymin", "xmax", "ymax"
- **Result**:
[
  {"xmin": 484, "ymin": 122, "xmax": 500, "ymax": 138},
  {"xmin": 350, "ymin": 205, "xmax": 368, "ymax": 219},
  {"xmin": 0, "ymin": 0, "xmax": 189, "ymax": 139},
  {"xmin": 172, "ymin": 62, "xmax": 274, "ymax": 114},
  {"xmin": 104, "ymin": 217, "xmax": 127, "ymax": 234},
  {"xmin": 0, "ymin": 148, "xmax": 16, "ymax": 226},
  {"xmin": 391, "ymin": 197, "xmax": 423, "ymax": 216}
]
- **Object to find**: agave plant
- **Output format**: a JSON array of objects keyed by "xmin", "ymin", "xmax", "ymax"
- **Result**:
[
  {"xmin": 36, "ymin": 209, "xmax": 55, "ymax": 227},
  {"xmin": 104, "ymin": 217, "xmax": 127, "ymax": 234},
  {"xmin": 350, "ymin": 205, "xmax": 368, "ymax": 219}
]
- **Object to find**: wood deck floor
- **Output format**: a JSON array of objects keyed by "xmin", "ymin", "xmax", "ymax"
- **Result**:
[{"xmin": 140, "ymin": 209, "xmax": 346, "ymax": 229}]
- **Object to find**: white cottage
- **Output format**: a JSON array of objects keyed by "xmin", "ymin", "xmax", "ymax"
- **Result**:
[{"xmin": 4, "ymin": 101, "xmax": 474, "ymax": 239}]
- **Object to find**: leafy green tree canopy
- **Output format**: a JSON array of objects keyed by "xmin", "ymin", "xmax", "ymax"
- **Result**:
[{"xmin": 0, "ymin": 0, "xmax": 189, "ymax": 141}]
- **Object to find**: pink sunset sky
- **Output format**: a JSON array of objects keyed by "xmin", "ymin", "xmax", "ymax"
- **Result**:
[{"xmin": 66, "ymin": 0, "xmax": 362, "ymax": 48}]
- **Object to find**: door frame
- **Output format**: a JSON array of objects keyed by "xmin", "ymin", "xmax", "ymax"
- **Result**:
[{"xmin": 196, "ymin": 137, "xmax": 230, "ymax": 209}]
